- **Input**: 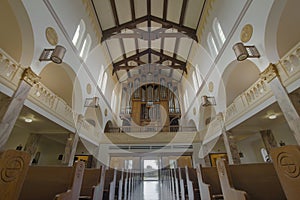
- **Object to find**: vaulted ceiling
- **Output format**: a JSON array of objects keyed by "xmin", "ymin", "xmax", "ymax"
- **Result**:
[{"xmin": 91, "ymin": 0, "xmax": 205, "ymax": 81}]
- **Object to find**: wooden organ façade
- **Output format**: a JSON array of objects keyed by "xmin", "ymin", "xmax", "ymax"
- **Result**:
[{"xmin": 120, "ymin": 77, "xmax": 181, "ymax": 132}]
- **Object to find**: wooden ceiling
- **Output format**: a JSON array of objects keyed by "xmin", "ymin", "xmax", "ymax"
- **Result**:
[{"xmin": 91, "ymin": 0, "xmax": 206, "ymax": 80}]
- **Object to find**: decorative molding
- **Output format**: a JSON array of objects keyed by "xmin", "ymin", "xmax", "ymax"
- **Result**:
[
  {"xmin": 46, "ymin": 27, "xmax": 58, "ymax": 46},
  {"xmin": 21, "ymin": 67, "xmax": 40, "ymax": 86},
  {"xmin": 240, "ymin": 24, "xmax": 253, "ymax": 42},
  {"xmin": 260, "ymin": 63, "xmax": 279, "ymax": 83}
]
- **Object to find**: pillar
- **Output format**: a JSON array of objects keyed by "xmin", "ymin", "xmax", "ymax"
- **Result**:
[
  {"xmin": 260, "ymin": 129, "xmax": 278, "ymax": 153},
  {"xmin": 62, "ymin": 132, "xmax": 79, "ymax": 166},
  {"xmin": 0, "ymin": 68, "xmax": 40, "ymax": 150},
  {"xmin": 222, "ymin": 130, "xmax": 241, "ymax": 165},
  {"xmin": 24, "ymin": 133, "xmax": 41, "ymax": 163},
  {"xmin": 260, "ymin": 64, "xmax": 300, "ymax": 144}
]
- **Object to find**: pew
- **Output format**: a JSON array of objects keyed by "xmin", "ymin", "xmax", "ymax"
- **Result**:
[
  {"xmin": 79, "ymin": 166, "xmax": 103, "ymax": 200},
  {"xmin": 216, "ymin": 158, "xmax": 286, "ymax": 200},
  {"xmin": 270, "ymin": 145, "xmax": 300, "ymax": 200},
  {"xmin": 196, "ymin": 164, "xmax": 223, "ymax": 200},
  {"xmin": 186, "ymin": 167, "xmax": 201, "ymax": 200},
  {"xmin": 19, "ymin": 161, "xmax": 85, "ymax": 200},
  {"xmin": 0, "ymin": 150, "xmax": 31, "ymax": 200}
]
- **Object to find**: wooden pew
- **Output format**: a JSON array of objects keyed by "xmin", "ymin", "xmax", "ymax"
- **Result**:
[
  {"xmin": 102, "ymin": 168, "xmax": 115, "ymax": 199},
  {"xmin": 19, "ymin": 161, "xmax": 85, "ymax": 200},
  {"xmin": 186, "ymin": 167, "xmax": 201, "ymax": 200},
  {"xmin": 0, "ymin": 150, "xmax": 31, "ymax": 200},
  {"xmin": 79, "ymin": 166, "xmax": 103, "ymax": 200},
  {"xmin": 216, "ymin": 158, "xmax": 286, "ymax": 200},
  {"xmin": 196, "ymin": 164, "xmax": 223, "ymax": 200},
  {"xmin": 216, "ymin": 159, "xmax": 247, "ymax": 200},
  {"xmin": 270, "ymin": 145, "xmax": 300, "ymax": 200}
]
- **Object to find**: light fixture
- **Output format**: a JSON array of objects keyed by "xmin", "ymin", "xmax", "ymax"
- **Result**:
[
  {"xmin": 201, "ymin": 95, "xmax": 216, "ymax": 107},
  {"xmin": 233, "ymin": 42, "xmax": 260, "ymax": 61},
  {"xmin": 84, "ymin": 97, "xmax": 99, "ymax": 108},
  {"xmin": 268, "ymin": 114, "xmax": 277, "ymax": 120},
  {"xmin": 39, "ymin": 45, "xmax": 66, "ymax": 64},
  {"xmin": 24, "ymin": 118, "xmax": 33, "ymax": 123}
]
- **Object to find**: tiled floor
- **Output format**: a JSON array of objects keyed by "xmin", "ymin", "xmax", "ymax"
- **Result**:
[{"xmin": 143, "ymin": 181, "xmax": 160, "ymax": 200}]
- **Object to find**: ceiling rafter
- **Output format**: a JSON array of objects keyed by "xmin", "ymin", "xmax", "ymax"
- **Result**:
[
  {"xmin": 113, "ymin": 48, "xmax": 187, "ymax": 74},
  {"xmin": 179, "ymin": 0, "xmax": 188, "ymax": 26},
  {"xmin": 101, "ymin": 16, "xmax": 198, "ymax": 42}
]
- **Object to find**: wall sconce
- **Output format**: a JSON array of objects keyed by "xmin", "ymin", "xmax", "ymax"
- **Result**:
[
  {"xmin": 232, "ymin": 42, "xmax": 260, "ymax": 61},
  {"xmin": 201, "ymin": 95, "xmax": 216, "ymax": 107},
  {"xmin": 39, "ymin": 45, "xmax": 66, "ymax": 64},
  {"xmin": 84, "ymin": 97, "xmax": 99, "ymax": 108}
]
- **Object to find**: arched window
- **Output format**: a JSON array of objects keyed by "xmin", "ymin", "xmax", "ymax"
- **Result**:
[
  {"xmin": 195, "ymin": 66, "xmax": 203, "ymax": 87},
  {"xmin": 184, "ymin": 90, "xmax": 189, "ymax": 110},
  {"xmin": 101, "ymin": 72, "xmax": 108, "ymax": 94},
  {"xmin": 72, "ymin": 20, "xmax": 86, "ymax": 49},
  {"xmin": 192, "ymin": 72, "xmax": 198, "ymax": 92},
  {"xmin": 207, "ymin": 32, "xmax": 218, "ymax": 58},
  {"xmin": 80, "ymin": 34, "xmax": 91, "ymax": 60},
  {"xmin": 213, "ymin": 18, "xmax": 226, "ymax": 48},
  {"xmin": 97, "ymin": 65, "xmax": 105, "ymax": 87}
]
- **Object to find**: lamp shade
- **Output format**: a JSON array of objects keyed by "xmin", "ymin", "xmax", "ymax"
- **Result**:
[
  {"xmin": 233, "ymin": 42, "xmax": 248, "ymax": 61},
  {"xmin": 51, "ymin": 45, "xmax": 66, "ymax": 64}
]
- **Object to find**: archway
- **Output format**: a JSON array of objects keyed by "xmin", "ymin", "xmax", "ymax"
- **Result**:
[
  {"xmin": 39, "ymin": 62, "xmax": 77, "ymax": 106},
  {"xmin": 104, "ymin": 120, "xmax": 113, "ymax": 133},
  {"xmin": 265, "ymin": 0, "xmax": 300, "ymax": 61},
  {"xmin": 217, "ymin": 60, "xmax": 260, "ymax": 110}
]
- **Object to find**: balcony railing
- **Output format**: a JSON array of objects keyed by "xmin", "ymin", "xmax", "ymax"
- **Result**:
[{"xmin": 106, "ymin": 126, "xmax": 197, "ymax": 133}]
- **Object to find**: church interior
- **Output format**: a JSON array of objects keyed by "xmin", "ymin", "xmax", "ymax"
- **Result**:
[{"xmin": 0, "ymin": 0, "xmax": 299, "ymax": 199}]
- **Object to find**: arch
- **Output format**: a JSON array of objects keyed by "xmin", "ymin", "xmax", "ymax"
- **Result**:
[
  {"xmin": 199, "ymin": 104, "xmax": 216, "ymax": 130},
  {"xmin": 39, "ymin": 62, "xmax": 76, "ymax": 106},
  {"xmin": 187, "ymin": 119, "xmax": 197, "ymax": 130},
  {"xmin": 217, "ymin": 60, "xmax": 260, "ymax": 109},
  {"xmin": 84, "ymin": 106, "xmax": 103, "ymax": 129},
  {"xmin": 104, "ymin": 120, "xmax": 113, "ymax": 133},
  {"xmin": 0, "ymin": 1, "xmax": 22, "ymax": 61},
  {"xmin": 264, "ymin": 0, "xmax": 287, "ymax": 62}
]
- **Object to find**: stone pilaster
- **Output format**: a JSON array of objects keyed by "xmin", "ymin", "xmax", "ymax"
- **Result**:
[
  {"xmin": 0, "ymin": 68, "xmax": 40, "ymax": 150},
  {"xmin": 222, "ymin": 131, "xmax": 241, "ymax": 165},
  {"xmin": 260, "ymin": 129, "xmax": 278, "ymax": 153},
  {"xmin": 62, "ymin": 132, "xmax": 79, "ymax": 166},
  {"xmin": 261, "ymin": 64, "xmax": 300, "ymax": 144},
  {"xmin": 24, "ymin": 134, "xmax": 41, "ymax": 162}
]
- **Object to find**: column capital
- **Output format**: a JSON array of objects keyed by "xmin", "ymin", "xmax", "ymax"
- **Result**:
[
  {"xmin": 21, "ymin": 67, "xmax": 40, "ymax": 86},
  {"xmin": 260, "ymin": 63, "xmax": 279, "ymax": 83}
]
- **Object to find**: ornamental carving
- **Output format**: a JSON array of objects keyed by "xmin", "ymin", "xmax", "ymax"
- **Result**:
[
  {"xmin": 240, "ymin": 24, "xmax": 253, "ymax": 43},
  {"xmin": 277, "ymin": 152, "xmax": 300, "ymax": 179},
  {"xmin": 21, "ymin": 67, "xmax": 40, "ymax": 86},
  {"xmin": 46, "ymin": 27, "xmax": 58, "ymax": 46},
  {"xmin": 259, "ymin": 64, "xmax": 279, "ymax": 83}
]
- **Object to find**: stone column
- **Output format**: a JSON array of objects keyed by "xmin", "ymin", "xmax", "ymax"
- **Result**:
[
  {"xmin": 62, "ymin": 132, "xmax": 79, "ymax": 166},
  {"xmin": 0, "ymin": 68, "xmax": 40, "ymax": 150},
  {"xmin": 260, "ymin": 64, "xmax": 300, "ymax": 144},
  {"xmin": 260, "ymin": 129, "xmax": 278, "ymax": 153},
  {"xmin": 24, "ymin": 133, "xmax": 41, "ymax": 163},
  {"xmin": 222, "ymin": 130, "xmax": 241, "ymax": 165}
]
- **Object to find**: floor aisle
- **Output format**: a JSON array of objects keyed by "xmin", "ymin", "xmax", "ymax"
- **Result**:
[{"xmin": 143, "ymin": 181, "xmax": 160, "ymax": 200}]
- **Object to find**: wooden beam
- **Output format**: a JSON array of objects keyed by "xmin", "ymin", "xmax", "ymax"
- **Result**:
[
  {"xmin": 110, "ymin": 0, "xmax": 119, "ymax": 26},
  {"xmin": 151, "ymin": 15, "xmax": 198, "ymax": 41},
  {"xmin": 130, "ymin": 0, "xmax": 136, "ymax": 21},
  {"xmin": 150, "ymin": 49, "xmax": 186, "ymax": 66},
  {"xmin": 163, "ymin": 0, "xmax": 168, "ymax": 21},
  {"xmin": 113, "ymin": 49, "xmax": 150, "ymax": 67},
  {"xmin": 101, "ymin": 16, "xmax": 148, "ymax": 41},
  {"xmin": 179, "ymin": 0, "xmax": 188, "ymax": 26}
]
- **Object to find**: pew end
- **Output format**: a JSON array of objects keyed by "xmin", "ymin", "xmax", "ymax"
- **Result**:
[
  {"xmin": 270, "ymin": 145, "xmax": 300, "ymax": 200},
  {"xmin": 216, "ymin": 158, "xmax": 248, "ymax": 200},
  {"xmin": 0, "ymin": 149, "xmax": 31, "ymax": 200}
]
